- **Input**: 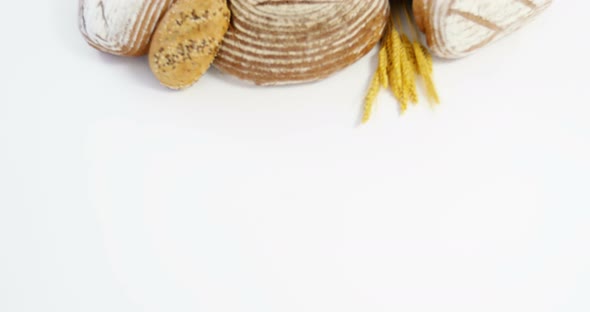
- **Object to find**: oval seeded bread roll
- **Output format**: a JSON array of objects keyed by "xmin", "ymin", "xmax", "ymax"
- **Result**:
[
  {"xmin": 79, "ymin": 0, "xmax": 175, "ymax": 56},
  {"xmin": 213, "ymin": 0, "xmax": 390, "ymax": 86},
  {"xmin": 413, "ymin": 0, "xmax": 553, "ymax": 59},
  {"xmin": 149, "ymin": 0, "xmax": 231, "ymax": 89}
]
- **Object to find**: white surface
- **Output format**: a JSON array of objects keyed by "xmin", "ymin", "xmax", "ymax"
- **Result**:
[{"xmin": 1, "ymin": 1, "xmax": 589, "ymax": 312}]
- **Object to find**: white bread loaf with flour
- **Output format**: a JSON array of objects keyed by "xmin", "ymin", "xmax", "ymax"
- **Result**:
[
  {"xmin": 413, "ymin": 0, "xmax": 553, "ymax": 59},
  {"xmin": 79, "ymin": 0, "xmax": 175, "ymax": 56},
  {"xmin": 213, "ymin": 0, "xmax": 390, "ymax": 86}
]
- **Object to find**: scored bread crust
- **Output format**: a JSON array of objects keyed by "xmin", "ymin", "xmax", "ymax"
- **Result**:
[
  {"xmin": 413, "ymin": 0, "xmax": 553, "ymax": 59},
  {"xmin": 213, "ymin": 0, "xmax": 390, "ymax": 86},
  {"xmin": 79, "ymin": 0, "xmax": 175, "ymax": 56}
]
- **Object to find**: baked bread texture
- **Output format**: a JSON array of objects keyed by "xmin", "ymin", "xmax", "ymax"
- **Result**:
[
  {"xmin": 213, "ymin": 0, "xmax": 390, "ymax": 85},
  {"xmin": 149, "ymin": 0, "xmax": 231, "ymax": 89},
  {"xmin": 413, "ymin": 0, "xmax": 553, "ymax": 58},
  {"xmin": 79, "ymin": 0, "xmax": 175, "ymax": 56}
]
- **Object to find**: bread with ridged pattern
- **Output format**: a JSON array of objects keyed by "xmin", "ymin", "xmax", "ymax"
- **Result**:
[
  {"xmin": 413, "ymin": 0, "xmax": 552, "ymax": 58},
  {"xmin": 213, "ymin": 0, "xmax": 390, "ymax": 86}
]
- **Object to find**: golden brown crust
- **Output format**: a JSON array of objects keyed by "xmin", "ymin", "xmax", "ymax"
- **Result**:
[
  {"xmin": 149, "ymin": 0, "xmax": 231, "ymax": 89},
  {"xmin": 213, "ymin": 0, "xmax": 390, "ymax": 86},
  {"xmin": 412, "ymin": 0, "xmax": 428, "ymax": 34}
]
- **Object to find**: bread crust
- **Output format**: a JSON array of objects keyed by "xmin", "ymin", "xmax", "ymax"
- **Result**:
[
  {"xmin": 213, "ymin": 0, "xmax": 390, "ymax": 86},
  {"xmin": 79, "ymin": 0, "xmax": 175, "ymax": 56},
  {"xmin": 413, "ymin": 0, "xmax": 553, "ymax": 59},
  {"xmin": 149, "ymin": 0, "xmax": 231, "ymax": 89}
]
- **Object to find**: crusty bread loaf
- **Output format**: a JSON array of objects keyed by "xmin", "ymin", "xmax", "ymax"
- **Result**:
[
  {"xmin": 413, "ymin": 0, "xmax": 553, "ymax": 59},
  {"xmin": 79, "ymin": 0, "xmax": 175, "ymax": 56},
  {"xmin": 149, "ymin": 0, "xmax": 231, "ymax": 89},
  {"xmin": 213, "ymin": 0, "xmax": 390, "ymax": 86}
]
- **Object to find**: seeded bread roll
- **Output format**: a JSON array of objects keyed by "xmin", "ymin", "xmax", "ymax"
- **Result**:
[
  {"xmin": 413, "ymin": 0, "xmax": 553, "ymax": 59},
  {"xmin": 213, "ymin": 0, "xmax": 390, "ymax": 86},
  {"xmin": 149, "ymin": 0, "xmax": 231, "ymax": 89},
  {"xmin": 79, "ymin": 0, "xmax": 175, "ymax": 56}
]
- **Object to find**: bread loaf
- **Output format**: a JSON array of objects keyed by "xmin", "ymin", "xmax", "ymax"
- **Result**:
[
  {"xmin": 79, "ymin": 0, "xmax": 175, "ymax": 56},
  {"xmin": 413, "ymin": 0, "xmax": 553, "ymax": 58},
  {"xmin": 149, "ymin": 0, "xmax": 231, "ymax": 89},
  {"xmin": 213, "ymin": 0, "xmax": 390, "ymax": 86}
]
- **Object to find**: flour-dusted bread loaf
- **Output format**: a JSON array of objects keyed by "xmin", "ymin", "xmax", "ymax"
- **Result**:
[
  {"xmin": 413, "ymin": 0, "xmax": 552, "ymax": 59},
  {"xmin": 79, "ymin": 0, "xmax": 175, "ymax": 56},
  {"xmin": 213, "ymin": 0, "xmax": 390, "ymax": 86},
  {"xmin": 149, "ymin": 0, "xmax": 231, "ymax": 89}
]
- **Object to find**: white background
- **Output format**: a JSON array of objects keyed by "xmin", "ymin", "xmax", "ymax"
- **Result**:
[{"xmin": 1, "ymin": 1, "xmax": 589, "ymax": 311}]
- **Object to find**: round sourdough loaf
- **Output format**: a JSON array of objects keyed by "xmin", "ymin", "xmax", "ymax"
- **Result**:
[
  {"xmin": 79, "ymin": 0, "xmax": 175, "ymax": 56},
  {"xmin": 213, "ymin": 0, "xmax": 390, "ymax": 86},
  {"xmin": 413, "ymin": 0, "xmax": 553, "ymax": 59}
]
